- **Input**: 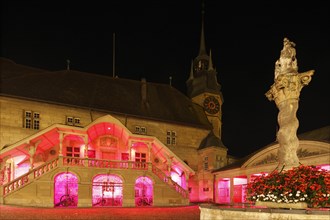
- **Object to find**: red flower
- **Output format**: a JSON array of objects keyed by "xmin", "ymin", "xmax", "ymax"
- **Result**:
[{"xmin": 246, "ymin": 165, "xmax": 330, "ymax": 207}]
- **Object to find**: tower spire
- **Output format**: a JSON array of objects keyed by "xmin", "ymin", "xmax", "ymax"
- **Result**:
[
  {"xmin": 188, "ymin": 60, "xmax": 194, "ymax": 80},
  {"xmin": 198, "ymin": 1, "xmax": 207, "ymax": 56},
  {"xmin": 208, "ymin": 49, "xmax": 214, "ymax": 71}
]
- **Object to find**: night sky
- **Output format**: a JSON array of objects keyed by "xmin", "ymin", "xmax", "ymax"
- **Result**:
[{"xmin": 1, "ymin": 1, "xmax": 329, "ymax": 158}]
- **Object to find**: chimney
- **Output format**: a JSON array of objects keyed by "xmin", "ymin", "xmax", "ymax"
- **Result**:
[{"xmin": 141, "ymin": 78, "xmax": 147, "ymax": 103}]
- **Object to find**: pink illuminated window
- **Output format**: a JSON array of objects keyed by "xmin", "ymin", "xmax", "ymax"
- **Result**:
[
  {"xmin": 88, "ymin": 150, "xmax": 96, "ymax": 158},
  {"xmin": 218, "ymin": 178, "xmax": 230, "ymax": 204},
  {"xmin": 135, "ymin": 176, "xmax": 153, "ymax": 207},
  {"xmin": 233, "ymin": 177, "xmax": 247, "ymax": 203},
  {"xmin": 92, "ymin": 174, "xmax": 123, "ymax": 207},
  {"xmin": 54, "ymin": 172, "xmax": 78, "ymax": 207},
  {"xmin": 121, "ymin": 153, "xmax": 129, "ymax": 160}
]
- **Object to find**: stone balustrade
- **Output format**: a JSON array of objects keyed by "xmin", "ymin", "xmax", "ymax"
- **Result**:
[{"xmin": 1, "ymin": 156, "xmax": 188, "ymax": 199}]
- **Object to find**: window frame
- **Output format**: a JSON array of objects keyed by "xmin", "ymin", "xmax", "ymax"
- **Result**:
[
  {"xmin": 23, "ymin": 110, "xmax": 40, "ymax": 130},
  {"xmin": 166, "ymin": 130, "xmax": 177, "ymax": 146}
]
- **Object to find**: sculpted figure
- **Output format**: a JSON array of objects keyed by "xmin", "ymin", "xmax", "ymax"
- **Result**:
[{"xmin": 274, "ymin": 37, "xmax": 298, "ymax": 79}]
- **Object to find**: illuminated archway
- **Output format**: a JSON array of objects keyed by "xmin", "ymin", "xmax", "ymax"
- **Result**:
[
  {"xmin": 54, "ymin": 172, "xmax": 78, "ymax": 207},
  {"xmin": 135, "ymin": 176, "xmax": 153, "ymax": 207},
  {"xmin": 92, "ymin": 174, "xmax": 123, "ymax": 207}
]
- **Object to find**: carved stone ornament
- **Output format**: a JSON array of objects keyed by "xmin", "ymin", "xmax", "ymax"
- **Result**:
[{"xmin": 265, "ymin": 38, "xmax": 314, "ymax": 170}]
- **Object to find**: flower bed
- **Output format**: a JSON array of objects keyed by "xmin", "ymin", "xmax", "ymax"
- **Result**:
[{"xmin": 247, "ymin": 165, "xmax": 330, "ymax": 208}]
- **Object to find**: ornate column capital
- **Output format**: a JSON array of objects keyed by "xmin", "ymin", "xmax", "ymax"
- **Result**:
[{"xmin": 266, "ymin": 70, "xmax": 314, "ymax": 106}]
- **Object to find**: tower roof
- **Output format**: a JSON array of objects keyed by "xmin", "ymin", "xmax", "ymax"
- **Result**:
[{"xmin": 198, "ymin": 20, "xmax": 207, "ymax": 56}]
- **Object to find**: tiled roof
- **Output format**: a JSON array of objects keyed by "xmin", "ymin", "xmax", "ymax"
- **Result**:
[{"xmin": 0, "ymin": 57, "xmax": 212, "ymax": 128}]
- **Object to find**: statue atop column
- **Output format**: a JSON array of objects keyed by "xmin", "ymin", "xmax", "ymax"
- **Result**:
[{"xmin": 265, "ymin": 37, "xmax": 314, "ymax": 170}]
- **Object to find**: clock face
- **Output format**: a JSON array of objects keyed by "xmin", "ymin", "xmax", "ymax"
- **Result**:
[{"xmin": 203, "ymin": 96, "xmax": 220, "ymax": 114}]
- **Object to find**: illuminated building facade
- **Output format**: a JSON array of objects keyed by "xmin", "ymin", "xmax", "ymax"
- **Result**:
[
  {"xmin": 0, "ymin": 40, "xmax": 233, "ymax": 206},
  {"xmin": 0, "ymin": 26, "xmax": 329, "ymax": 208}
]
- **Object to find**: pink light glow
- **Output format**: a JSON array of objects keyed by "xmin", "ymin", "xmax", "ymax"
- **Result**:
[
  {"xmin": 135, "ymin": 176, "xmax": 153, "ymax": 207},
  {"xmin": 13, "ymin": 155, "xmax": 27, "ymax": 165},
  {"xmin": 0, "ymin": 204, "xmax": 201, "ymax": 220},
  {"xmin": 217, "ymin": 178, "xmax": 230, "ymax": 203},
  {"xmin": 233, "ymin": 177, "xmax": 247, "ymax": 203},
  {"xmin": 87, "ymin": 123, "xmax": 115, "ymax": 141},
  {"xmin": 317, "ymin": 164, "xmax": 330, "ymax": 171},
  {"xmin": 170, "ymin": 171, "xmax": 181, "ymax": 186},
  {"xmin": 14, "ymin": 162, "xmax": 30, "ymax": 178},
  {"xmin": 92, "ymin": 174, "xmax": 123, "ymax": 207},
  {"xmin": 251, "ymin": 172, "xmax": 268, "ymax": 177},
  {"xmin": 233, "ymin": 177, "xmax": 247, "ymax": 185},
  {"xmin": 54, "ymin": 172, "xmax": 78, "ymax": 207}
]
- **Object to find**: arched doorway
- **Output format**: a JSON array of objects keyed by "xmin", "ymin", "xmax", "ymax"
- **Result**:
[
  {"xmin": 135, "ymin": 176, "xmax": 153, "ymax": 207},
  {"xmin": 92, "ymin": 174, "xmax": 123, "ymax": 207},
  {"xmin": 54, "ymin": 172, "xmax": 78, "ymax": 207}
]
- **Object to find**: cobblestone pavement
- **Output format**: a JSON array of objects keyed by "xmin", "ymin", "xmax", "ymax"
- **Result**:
[{"xmin": 0, "ymin": 204, "xmax": 200, "ymax": 220}]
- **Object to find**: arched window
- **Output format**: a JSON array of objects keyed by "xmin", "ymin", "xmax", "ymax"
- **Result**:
[
  {"xmin": 135, "ymin": 176, "xmax": 153, "ymax": 207},
  {"xmin": 92, "ymin": 174, "xmax": 123, "ymax": 207},
  {"xmin": 54, "ymin": 172, "xmax": 78, "ymax": 207}
]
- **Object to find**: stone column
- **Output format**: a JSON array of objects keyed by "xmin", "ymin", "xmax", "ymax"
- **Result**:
[
  {"xmin": 28, "ymin": 140, "xmax": 41, "ymax": 170},
  {"xmin": 128, "ymin": 140, "xmax": 133, "ymax": 160},
  {"xmin": 28, "ymin": 145, "xmax": 36, "ymax": 170},
  {"xmin": 147, "ymin": 142, "xmax": 151, "ymax": 162},
  {"xmin": 266, "ymin": 38, "xmax": 314, "ymax": 170},
  {"xmin": 58, "ymin": 131, "xmax": 64, "ymax": 156},
  {"xmin": 4, "ymin": 161, "xmax": 12, "ymax": 183}
]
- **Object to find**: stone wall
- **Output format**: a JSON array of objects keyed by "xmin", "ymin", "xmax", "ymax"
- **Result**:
[{"xmin": 200, "ymin": 205, "xmax": 330, "ymax": 220}]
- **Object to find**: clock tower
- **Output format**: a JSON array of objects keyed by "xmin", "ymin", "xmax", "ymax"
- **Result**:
[
  {"xmin": 186, "ymin": 4, "xmax": 227, "ymax": 203},
  {"xmin": 186, "ymin": 13, "xmax": 223, "ymax": 140}
]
